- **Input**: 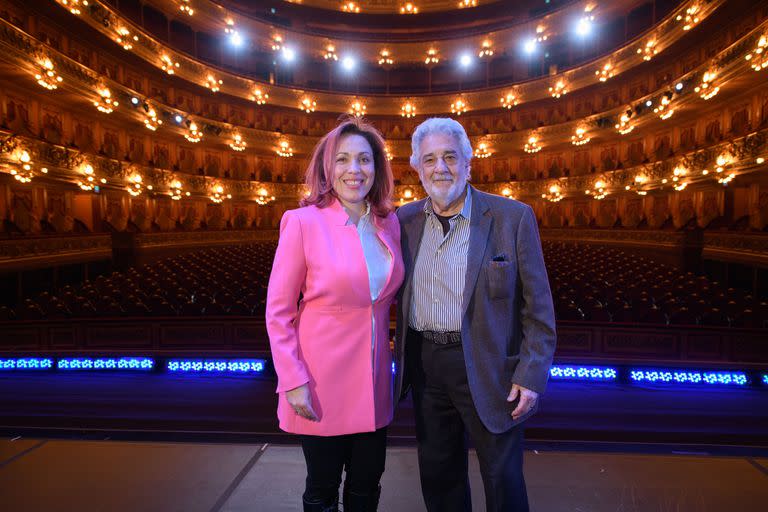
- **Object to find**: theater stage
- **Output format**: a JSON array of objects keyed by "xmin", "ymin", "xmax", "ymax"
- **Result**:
[{"xmin": 1, "ymin": 437, "xmax": 767, "ymax": 512}]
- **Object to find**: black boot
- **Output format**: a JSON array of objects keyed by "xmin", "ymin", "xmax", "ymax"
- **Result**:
[
  {"xmin": 303, "ymin": 494, "xmax": 339, "ymax": 512},
  {"xmin": 342, "ymin": 484, "xmax": 381, "ymax": 511}
]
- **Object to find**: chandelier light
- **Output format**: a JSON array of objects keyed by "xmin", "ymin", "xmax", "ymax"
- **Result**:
[
  {"xmin": 450, "ymin": 98, "xmax": 468, "ymax": 115},
  {"xmin": 524, "ymin": 135, "xmax": 541, "ymax": 154},
  {"xmin": 256, "ymin": 187, "xmax": 276, "ymax": 205},
  {"xmin": 549, "ymin": 79, "xmax": 568, "ymax": 98},
  {"xmin": 230, "ymin": 133, "xmax": 246, "ymax": 151},
  {"xmin": 401, "ymin": 101, "xmax": 416, "ymax": 118},
  {"xmin": 250, "ymin": 88, "xmax": 268, "ymax": 104},
  {"xmin": 637, "ymin": 39, "xmax": 658, "ymax": 61},
  {"xmin": 94, "ymin": 87, "xmax": 118, "ymax": 114},
  {"xmin": 205, "ymin": 74, "xmax": 222, "ymax": 93},
  {"xmin": 277, "ymin": 140, "xmax": 294, "ymax": 158},
  {"xmin": 745, "ymin": 35, "xmax": 767, "ymax": 72},
  {"xmin": 571, "ymin": 127, "xmax": 591, "ymax": 146},
  {"xmin": 184, "ymin": 122, "xmax": 203, "ymax": 143},
  {"xmin": 378, "ymin": 49, "xmax": 394, "ymax": 66},
  {"xmin": 695, "ymin": 71, "xmax": 720, "ymax": 99},
  {"xmin": 341, "ymin": 2, "xmax": 361, "ymax": 13},
  {"xmin": 474, "ymin": 142, "xmax": 491, "ymax": 159},
  {"xmin": 424, "ymin": 48, "xmax": 439, "ymax": 65},
  {"xmin": 677, "ymin": 5, "xmax": 700, "ymax": 31},
  {"xmin": 595, "ymin": 62, "xmax": 614, "ymax": 82},
  {"xmin": 179, "ymin": 0, "xmax": 194, "ymax": 16},
  {"xmin": 300, "ymin": 97, "xmax": 317, "ymax": 113},
  {"xmin": 35, "ymin": 57, "xmax": 63, "ymax": 90},
  {"xmin": 115, "ymin": 26, "xmax": 138, "ymax": 50},
  {"xmin": 324, "ymin": 44, "xmax": 338, "ymax": 61},
  {"xmin": 349, "ymin": 100, "xmax": 367, "ymax": 117},
  {"xmin": 500, "ymin": 92, "xmax": 519, "ymax": 109},
  {"xmin": 161, "ymin": 55, "xmax": 179, "ymax": 75}
]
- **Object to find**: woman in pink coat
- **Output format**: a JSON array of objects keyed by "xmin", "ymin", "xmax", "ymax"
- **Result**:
[{"xmin": 266, "ymin": 117, "xmax": 404, "ymax": 512}]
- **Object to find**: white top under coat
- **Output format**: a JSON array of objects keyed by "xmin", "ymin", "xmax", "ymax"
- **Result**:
[{"xmin": 346, "ymin": 201, "xmax": 392, "ymax": 301}]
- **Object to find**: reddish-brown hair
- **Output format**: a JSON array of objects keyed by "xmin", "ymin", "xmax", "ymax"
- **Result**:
[{"xmin": 300, "ymin": 117, "xmax": 393, "ymax": 217}]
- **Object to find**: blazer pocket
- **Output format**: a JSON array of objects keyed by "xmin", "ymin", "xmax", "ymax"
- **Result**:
[{"xmin": 486, "ymin": 261, "xmax": 515, "ymax": 300}]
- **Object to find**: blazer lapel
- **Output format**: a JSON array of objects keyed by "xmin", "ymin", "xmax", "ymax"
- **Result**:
[
  {"xmin": 401, "ymin": 199, "xmax": 427, "ymax": 321},
  {"xmin": 462, "ymin": 187, "xmax": 492, "ymax": 316}
]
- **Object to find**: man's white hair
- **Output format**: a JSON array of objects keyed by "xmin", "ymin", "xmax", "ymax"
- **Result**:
[{"xmin": 409, "ymin": 117, "xmax": 473, "ymax": 170}]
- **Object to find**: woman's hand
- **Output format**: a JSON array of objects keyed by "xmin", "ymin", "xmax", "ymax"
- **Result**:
[{"xmin": 285, "ymin": 383, "xmax": 319, "ymax": 421}]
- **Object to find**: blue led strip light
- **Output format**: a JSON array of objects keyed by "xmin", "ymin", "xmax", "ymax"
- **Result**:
[
  {"xmin": 549, "ymin": 365, "xmax": 618, "ymax": 381},
  {"xmin": 0, "ymin": 358, "xmax": 54, "ymax": 370},
  {"xmin": 57, "ymin": 357, "xmax": 154, "ymax": 371},
  {"xmin": 629, "ymin": 369, "xmax": 749, "ymax": 386},
  {"xmin": 166, "ymin": 359, "xmax": 266, "ymax": 374}
]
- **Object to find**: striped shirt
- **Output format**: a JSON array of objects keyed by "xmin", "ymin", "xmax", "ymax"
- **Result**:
[{"xmin": 409, "ymin": 186, "xmax": 472, "ymax": 332}]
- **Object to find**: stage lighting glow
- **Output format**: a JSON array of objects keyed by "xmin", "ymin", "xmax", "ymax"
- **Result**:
[
  {"xmin": 459, "ymin": 53, "xmax": 473, "ymax": 68},
  {"xmin": 229, "ymin": 31, "xmax": 244, "ymax": 47},
  {"xmin": 131, "ymin": 96, "xmax": 139, "ymax": 105},
  {"xmin": 524, "ymin": 38, "xmax": 537, "ymax": 54},
  {"xmin": 763, "ymin": 373, "xmax": 768, "ymax": 385},
  {"xmin": 341, "ymin": 55, "xmax": 356, "ymax": 71},
  {"xmin": 629, "ymin": 369, "xmax": 748, "ymax": 386},
  {"xmin": 57, "ymin": 357, "xmax": 154, "ymax": 371},
  {"xmin": 550, "ymin": 365, "xmax": 618, "ymax": 381},
  {"xmin": 282, "ymin": 47, "xmax": 296, "ymax": 62},
  {"xmin": 0, "ymin": 358, "xmax": 53, "ymax": 370},
  {"xmin": 675, "ymin": 82, "xmax": 684, "ymax": 91},
  {"xmin": 646, "ymin": 100, "xmax": 653, "ymax": 107},
  {"xmin": 576, "ymin": 16, "xmax": 594, "ymax": 36},
  {"xmin": 174, "ymin": 114, "xmax": 183, "ymax": 124},
  {"xmin": 167, "ymin": 359, "xmax": 266, "ymax": 374}
]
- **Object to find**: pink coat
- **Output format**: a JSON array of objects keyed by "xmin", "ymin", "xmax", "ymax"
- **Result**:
[{"xmin": 266, "ymin": 199, "xmax": 405, "ymax": 436}]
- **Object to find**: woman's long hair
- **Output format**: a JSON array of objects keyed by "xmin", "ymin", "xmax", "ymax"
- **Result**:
[{"xmin": 300, "ymin": 116, "xmax": 393, "ymax": 217}]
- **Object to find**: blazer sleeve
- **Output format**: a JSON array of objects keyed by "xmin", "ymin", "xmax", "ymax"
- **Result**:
[
  {"xmin": 512, "ymin": 205, "xmax": 557, "ymax": 394},
  {"xmin": 266, "ymin": 210, "xmax": 310, "ymax": 393}
]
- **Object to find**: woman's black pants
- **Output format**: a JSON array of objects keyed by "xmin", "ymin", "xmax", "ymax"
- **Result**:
[{"xmin": 300, "ymin": 426, "xmax": 387, "ymax": 506}]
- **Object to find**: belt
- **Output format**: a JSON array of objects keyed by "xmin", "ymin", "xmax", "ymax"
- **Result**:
[{"xmin": 412, "ymin": 329, "xmax": 462, "ymax": 345}]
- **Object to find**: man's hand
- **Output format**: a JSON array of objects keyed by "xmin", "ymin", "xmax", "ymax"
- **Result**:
[
  {"xmin": 285, "ymin": 383, "xmax": 319, "ymax": 421},
  {"xmin": 507, "ymin": 383, "xmax": 538, "ymax": 421}
]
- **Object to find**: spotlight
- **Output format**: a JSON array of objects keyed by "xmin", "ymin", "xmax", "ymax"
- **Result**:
[
  {"xmin": 282, "ymin": 47, "xmax": 296, "ymax": 62},
  {"xmin": 174, "ymin": 114, "xmax": 183, "ymax": 124},
  {"xmin": 645, "ymin": 100, "xmax": 653, "ymax": 107},
  {"xmin": 341, "ymin": 55, "xmax": 356, "ymax": 71},
  {"xmin": 576, "ymin": 16, "xmax": 594, "ymax": 37},
  {"xmin": 131, "ymin": 96, "xmax": 139, "ymax": 105},
  {"xmin": 675, "ymin": 82, "xmax": 684, "ymax": 91},
  {"xmin": 523, "ymin": 38, "xmax": 537, "ymax": 55},
  {"xmin": 459, "ymin": 53, "xmax": 473, "ymax": 68},
  {"xmin": 229, "ymin": 31, "xmax": 244, "ymax": 47}
]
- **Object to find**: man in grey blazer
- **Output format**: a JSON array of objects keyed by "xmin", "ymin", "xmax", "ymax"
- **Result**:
[{"xmin": 395, "ymin": 118, "xmax": 556, "ymax": 512}]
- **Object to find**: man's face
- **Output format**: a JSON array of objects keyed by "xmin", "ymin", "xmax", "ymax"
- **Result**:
[{"xmin": 416, "ymin": 133, "xmax": 470, "ymax": 211}]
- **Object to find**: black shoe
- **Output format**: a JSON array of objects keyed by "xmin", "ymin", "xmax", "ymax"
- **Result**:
[
  {"xmin": 303, "ymin": 495, "xmax": 339, "ymax": 512},
  {"xmin": 342, "ymin": 484, "xmax": 381, "ymax": 512}
]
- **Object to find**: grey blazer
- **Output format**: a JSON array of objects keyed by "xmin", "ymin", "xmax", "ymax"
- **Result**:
[{"xmin": 395, "ymin": 186, "xmax": 557, "ymax": 433}]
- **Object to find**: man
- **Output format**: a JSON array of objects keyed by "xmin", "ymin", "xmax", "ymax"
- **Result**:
[{"xmin": 394, "ymin": 117, "xmax": 556, "ymax": 512}]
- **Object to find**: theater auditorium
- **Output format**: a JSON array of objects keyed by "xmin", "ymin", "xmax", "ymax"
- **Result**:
[{"xmin": 0, "ymin": 0, "xmax": 767, "ymax": 510}]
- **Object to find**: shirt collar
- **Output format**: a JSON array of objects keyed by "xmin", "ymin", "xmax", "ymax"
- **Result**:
[
  {"xmin": 344, "ymin": 200, "xmax": 371, "ymax": 226},
  {"xmin": 424, "ymin": 184, "xmax": 472, "ymax": 221}
]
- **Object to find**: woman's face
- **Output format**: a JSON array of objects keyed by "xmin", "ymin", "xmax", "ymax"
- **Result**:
[{"xmin": 332, "ymin": 133, "xmax": 376, "ymax": 210}]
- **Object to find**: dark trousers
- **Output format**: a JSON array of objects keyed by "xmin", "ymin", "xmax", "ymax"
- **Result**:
[
  {"xmin": 300, "ymin": 427, "xmax": 387, "ymax": 503},
  {"xmin": 407, "ymin": 329, "xmax": 529, "ymax": 512}
]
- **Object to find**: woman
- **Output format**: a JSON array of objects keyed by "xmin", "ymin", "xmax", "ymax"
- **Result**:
[{"xmin": 266, "ymin": 117, "xmax": 404, "ymax": 512}]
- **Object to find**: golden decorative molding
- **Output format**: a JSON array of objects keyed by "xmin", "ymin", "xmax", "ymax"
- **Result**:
[{"xmin": 46, "ymin": 0, "xmax": 725, "ymax": 113}]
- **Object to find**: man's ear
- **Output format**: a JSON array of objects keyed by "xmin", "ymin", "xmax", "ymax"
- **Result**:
[{"xmin": 466, "ymin": 163, "xmax": 472, "ymax": 182}]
